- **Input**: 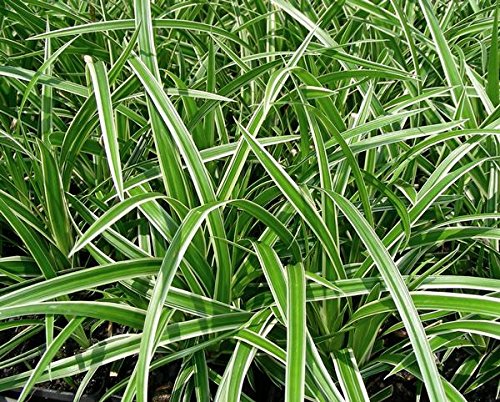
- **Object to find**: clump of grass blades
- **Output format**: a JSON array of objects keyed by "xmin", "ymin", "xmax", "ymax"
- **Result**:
[{"xmin": 0, "ymin": 0, "xmax": 499, "ymax": 401}]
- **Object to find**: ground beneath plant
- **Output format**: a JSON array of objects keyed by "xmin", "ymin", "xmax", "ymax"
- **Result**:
[{"xmin": 0, "ymin": 319, "xmax": 497, "ymax": 401}]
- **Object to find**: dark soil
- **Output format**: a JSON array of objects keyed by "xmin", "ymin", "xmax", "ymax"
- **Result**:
[
  {"xmin": 0, "ymin": 317, "xmax": 182, "ymax": 401},
  {"xmin": 366, "ymin": 363, "xmax": 498, "ymax": 402},
  {"xmin": 1, "ymin": 315, "xmax": 498, "ymax": 401},
  {"xmin": 367, "ymin": 371, "xmax": 418, "ymax": 401},
  {"xmin": 365, "ymin": 320, "xmax": 499, "ymax": 402},
  {"xmin": 0, "ymin": 317, "xmax": 110, "ymax": 395},
  {"xmin": 442, "ymin": 348, "xmax": 499, "ymax": 402}
]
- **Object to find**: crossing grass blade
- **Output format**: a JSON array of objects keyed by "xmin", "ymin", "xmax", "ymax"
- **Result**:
[
  {"xmin": 17, "ymin": 317, "xmax": 85, "ymax": 402},
  {"xmin": 486, "ymin": 1, "xmax": 499, "ymax": 106},
  {"xmin": 30, "ymin": 19, "xmax": 246, "ymax": 47},
  {"xmin": 417, "ymin": 0, "xmax": 476, "ymax": 126},
  {"xmin": 348, "ymin": 292, "xmax": 500, "ymax": 323},
  {"xmin": 216, "ymin": 29, "xmax": 315, "ymax": 201},
  {"xmin": 133, "ymin": 0, "xmax": 191, "ymax": 207},
  {"xmin": 135, "ymin": 202, "xmax": 232, "ymax": 402},
  {"xmin": 241, "ymin": 125, "xmax": 345, "ymax": 280},
  {"xmin": 214, "ymin": 311, "xmax": 271, "ymax": 402},
  {"xmin": 39, "ymin": 141, "xmax": 72, "ymax": 254},
  {"xmin": 85, "ymin": 57, "xmax": 124, "ymax": 200},
  {"xmin": 0, "ymin": 196, "xmax": 58, "ymax": 279},
  {"xmin": 285, "ymin": 263, "xmax": 307, "ymax": 402},
  {"xmin": 70, "ymin": 193, "xmax": 166, "ymax": 256},
  {"xmin": 19, "ymin": 37, "xmax": 77, "ymax": 119},
  {"xmin": 128, "ymin": 56, "xmax": 232, "ymax": 303},
  {"xmin": 40, "ymin": 18, "xmax": 52, "ymax": 144},
  {"xmin": 0, "ymin": 302, "xmax": 146, "ymax": 328},
  {"xmin": 253, "ymin": 243, "xmax": 345, "ymax": 402},
  {"xmin": 326, "ymin": 191, "xmax": 447, "ymax": 402},
  {"xmin": 332, "ymin": 349, "xmax": 370, "ymax": 402}
]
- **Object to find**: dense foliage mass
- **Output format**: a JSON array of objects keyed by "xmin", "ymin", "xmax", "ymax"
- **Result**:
[{"xmin": 0, "ymin": 0, "xmax": 499, "ymax": 401}]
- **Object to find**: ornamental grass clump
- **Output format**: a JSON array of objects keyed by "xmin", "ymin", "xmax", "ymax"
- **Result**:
[{"xmin": 0, "ymin": 0, "xmax": 499, "ymax": 401}]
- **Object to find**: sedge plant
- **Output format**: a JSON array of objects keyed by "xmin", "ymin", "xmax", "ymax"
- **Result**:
[{"xmin": 0, "ymin": 0, "xmax": 499, "ymax": 401}]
